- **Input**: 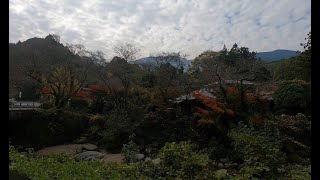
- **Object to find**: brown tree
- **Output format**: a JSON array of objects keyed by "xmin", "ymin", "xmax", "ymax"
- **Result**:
[{"xmin": 113, "ymin": 43, "xmax": 140, "ymax": 62}]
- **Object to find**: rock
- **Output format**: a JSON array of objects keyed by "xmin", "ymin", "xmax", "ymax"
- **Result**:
[
  {"xmin": 82, "ymin": 144, "xmax": 98, "ymax": 151},
  {"xmin": 211, "ymin": 161, "xmax": 217, "ymax": 167},
  {"xmin": 74, "ymin": 151, "xmax": 104, "ymax": 161},
  {"xmin": 145, "ymin": 157, "xmax": 152, "ymax": 162},
  {"xmin": 218, "ymin": 162, "xmax": 224, "ymax": 169},
  {"xmin": 219, "ymin": 158, "xmax": 228, "ymax": 163},
  {"xmin": 74, "ymin": 136, "xmax": 87, "ymax": 144},
  {"xmin": 151, "ymin": 158, "xmax": 161, "ymax": 165},
  {"xmin": 224, "ymin": 163, "xmax": 231, "ymax": 169},
  {"xmin": 237, "ymin": 163, "xmax": 245, "ymax": 170},
  {"xmin": 136, "ymin": 154, "xmax": 145, "ymax": 160},
  {"xmin": 224, "ymin": 162, "xmax": 238, "ymax": 169},
  {"xmin": 145, "ymin": 148, "xmax": 152, "ymax": 154},
  {"xmin": 35, "ymin": 144, "xmax": 83, "ymax": 156},
  {"xmin": 103, "ymin": 153, "xmax": 124, "ymax": 164}
]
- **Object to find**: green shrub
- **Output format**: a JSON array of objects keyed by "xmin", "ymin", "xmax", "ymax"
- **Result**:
[
  {"xmin": 69, "ymin": 97, "xmax": 90, "ymax": 112},
  {"xmin": 159, "ymin": 141, "xmax": 211, "ymax": 179},
  {"xmin": 9, "ymin": 145, "xmax": 147, "ymax": 179},
  {"xmin": 203, "ymin": 139, "xmax": 239, "ymax": 161},
  {"xmin": 88, "ymin": 114, "xmax": 106, "ymax": 128},
  {"xmin": 267, "ymin": 114, "xmax": 311, "ymax": 161},
  {"xmin": 10, "ymin": 144, "xmax": 218, "ymax": 179},
  {"xmin": 273, "ymin": 80, "xmax": 310, "ymax": 114},
  {"xmin": 268, "ymin": 114, "xmax": 311, "ymax": 147},
  {"xmin": 121, "ymin": 134, "xmax": 140, "ymax": 163},
  {"xmin": 228, "ymin": 125, "xmax": 286, "ymax": 179},
  {"xmin": 284, "ymin": 164, "xmax": 311, "ymax": 180},
  {"xmin": 87, "ymin": 100, "xmax": 144, "ymax": 152},
  {"xmin": 40, "ymin": 102, "xmax": 54, "ymax": 109},
  {"xmin": 10, "ymin": 109, "xmax": 88, "ymax": 149}
]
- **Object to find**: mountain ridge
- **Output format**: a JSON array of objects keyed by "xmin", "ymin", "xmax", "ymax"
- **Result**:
[
  {"xmin": 133, "ymin": 49, "xmax": 299, "ymax": 66},
  {"xmin": 256, "ymin": 49, "xmax": 299, "ymax": 62}
]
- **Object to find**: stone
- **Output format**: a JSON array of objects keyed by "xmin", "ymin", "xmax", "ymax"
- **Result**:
[
  {"xmin": 219, "ymin": 158, "xmax": 228, "ymax": 163},
  {"xmin": 145, "ymin": 148, "xmax": 152, "ymax": 154},
  {"xmin": 74, "ymin": 151, "xmax": 104, "ymax": 161},
  {"xmin": 218, "ymin": 162, "xmax": 224, "ymax": 169},
  {"xmin": 224, "ymin": 163, "xmax": 236, "ymax": 169},
  {"xmin": 74, "ymin": 136, "xmax": 87, "ymax": 144},
  {"xmin": 103, "ymin": 153, "xmax": 124, "ymax": 164},
  {"xmin": 136, "ymin": 153, "xmax": 145, "ymax": 160},
  {"xmin": 237, "ymin": 163, "xmax": 245, "ymax": 170},
  {"xmin": 35, "ymin": 144, "xmax": 83, "ymax": 156},
  {"xmin": 82, "ymin": 144, "xmax": 98, "ymax": 151},
  {"xmin": 151, "ymin": 158, "xmax": 161, "ymax": 165},
  {"xmin": 210, "ymin": 160, "xmax": 217, "ymax": 167},
  {"xmin": 145, "ymin": 157, "xmax": 152, "ymax": 162}
]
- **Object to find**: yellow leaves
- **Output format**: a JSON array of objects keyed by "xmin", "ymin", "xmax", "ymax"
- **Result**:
[
  {"xmin": 43, "ymin": 65, "xmax": 81, "ymax": 103},
  {"xmin": 106, "ymin": 71, "xmax": 113, "ymax": 78}
]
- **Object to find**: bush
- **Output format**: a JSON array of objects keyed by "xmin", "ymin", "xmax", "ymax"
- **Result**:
[
  {"xmin": 87, "ymin": 100, "xmax": 144, "ymax": 152},
  {"xmin": 121, "ymin": 134, "xmax": 140, "ymax": 163},
  {"xmin": 268, "ymin": 114, "xmax": 310, "ymax": 146},
  {"xmin": 9, "ymin": 145, "xmax": 146, "ymax": 179},
  {"xmin": 159, "ymin": 141, "xmax": 211, "ymax": 179},
  {"xmin": 9, "ymin": 109, "xmax": 89, "ymax": 149},
  {"xmin": 267, "ymin": 114, "xmax": 311, "ymax": 160},
  {"xmin": 228, "ymin": 125, "xmax": 286, "ymax": 179},
  {"xmin": 273, "ymin": 80, "xmax": 311, "ymax": 114},
  {"xmin": 284, "ymin": 164, "xmax": 311, "ymax": 179},
  {"xmin": 69, "ymin": 97, "xmax": 90, "ymax": 112},
  {"xmin": 40, "ymin": 102, "xmax": 54, "ymax": 109}
]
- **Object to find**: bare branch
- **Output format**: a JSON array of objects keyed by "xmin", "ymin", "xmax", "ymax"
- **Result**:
[{"xmin": 113, "ymin": 43, "xmax": 140, "ymax": 62}]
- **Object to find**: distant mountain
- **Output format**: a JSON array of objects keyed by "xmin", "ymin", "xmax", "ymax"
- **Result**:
[
  {"xmin": 256, "ymin": 49, "xmax": 300, "ymax": 62},
  {"xmin": 133, "ymin": 57, "xmax": 193, "ymax": 71}
]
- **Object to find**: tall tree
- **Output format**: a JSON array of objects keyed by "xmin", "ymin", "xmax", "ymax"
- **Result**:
[
  {"xmin": 113, "ymin": 43, "xmax": 140, "ymax": 62},
  {"xmin": 191, "ymin": 44, "xmax": 271, "ymax": 107},
  {"xmin": 42, "ymin": 64, "xmax": 83, "ymax": 108},
  {"xmin": 153, "ymin": 52, "xmax": 186, "ymax": 102},
  {"xmin": 25, "ymin": 43, "xmax": 92, "ymax": 108}
]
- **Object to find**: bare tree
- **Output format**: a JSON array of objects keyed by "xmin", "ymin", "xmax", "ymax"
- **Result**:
[{"xmin": 113, "ymin": 43, "xmax": 140, "ymax": 62}]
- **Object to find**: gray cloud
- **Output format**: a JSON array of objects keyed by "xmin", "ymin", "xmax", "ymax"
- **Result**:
[{"xmin": 9, "ymin": 0, "xmax": 310, "ymax": 59}]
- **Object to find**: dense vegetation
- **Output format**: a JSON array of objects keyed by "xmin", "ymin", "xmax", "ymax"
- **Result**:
[{"xmin": 9, "ymin": 32, "xmax": 311, "ymax": 179}]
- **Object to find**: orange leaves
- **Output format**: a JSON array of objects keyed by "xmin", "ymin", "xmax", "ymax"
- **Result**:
[
  {"xmin": 226, "ymin": 86, "xmax": 240, "ymax": 97},
  {"xmin": 194, "ymin": 107, "xmax": 209, "ymax": 115},
  {"xmin": 192, "ymin": 92, "xmax": 225, "ymax": 114},
  {"xmin": 206, "ymin": 104, "xmax": 225, "ymax": 114},
  {"xmin": 225, "ymin": 109, "xmax": 235, "ymax": 119},
  {"xmin": 192, "ymin": 92, "xmax": 231, "ymax": 127},
  {"xmin": 225, "ymin": 86, "xmax": 242, "ymax": 107},
  {"xmin": 41, "ymin": 87, "xmax": 50, "ymax": 94},
  {"xmin": 74, "ymin": 90, "xmax": 88, "ymax": 97},
  {"xmin": 196, "ymin": 118, "xmax": 214, "ymax": 127}
]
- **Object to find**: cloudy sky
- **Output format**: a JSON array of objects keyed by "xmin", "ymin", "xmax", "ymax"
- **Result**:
[{"xmin": 9, "ymin": 0, "xmax": 310, "ymax": 59}]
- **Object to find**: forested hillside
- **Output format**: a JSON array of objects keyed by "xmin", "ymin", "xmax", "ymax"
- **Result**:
[{"xmin": 9, "ymin": 35, "xmax": 101, "ymax": 99}]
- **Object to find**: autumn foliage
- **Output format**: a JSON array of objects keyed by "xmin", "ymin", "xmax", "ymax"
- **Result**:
[{"xmin": 192, "ymin": 92, "xmax": 235, "ymax": 127}]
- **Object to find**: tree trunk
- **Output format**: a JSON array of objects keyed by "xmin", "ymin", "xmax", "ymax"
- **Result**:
[{"xmin": 239, "ymin": 80, "xmax": 246, "ymax": 110}]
